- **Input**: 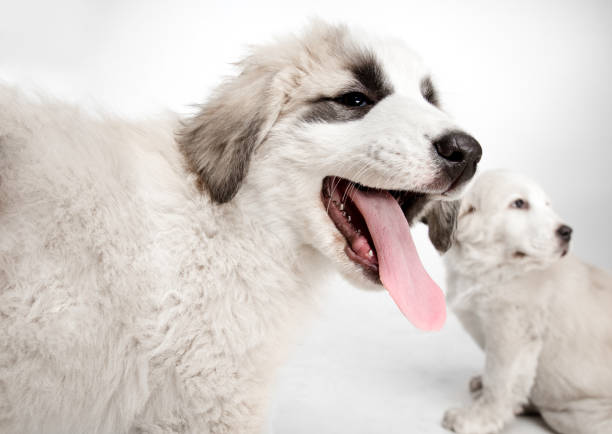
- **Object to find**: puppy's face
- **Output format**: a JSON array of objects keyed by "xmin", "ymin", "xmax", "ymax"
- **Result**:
[
  {"xmin": 179, "ymin": 23, "xmax": 482, "ymax": 329},
  {"xmin": 432, "ymin": 171, "xmax": 572, "ymax": 273},
  {"xmin": 264, "ymin": 31, "xmax": 481, "ymax": 285}
]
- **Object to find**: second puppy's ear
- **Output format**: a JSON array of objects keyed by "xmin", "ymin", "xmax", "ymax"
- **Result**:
[{"xmin": 421, "ymin": 200, "xmax": 460, "ymax": 253}]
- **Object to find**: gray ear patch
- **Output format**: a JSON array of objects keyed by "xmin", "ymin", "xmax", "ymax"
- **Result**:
[
  {"xmin": 177, "ymin": 67, "xmax": 280, "ymax": 204},
  {"xmin": 422, "ymin": 200, "xmax": 460, "ymax": 253},
  {"xmin": 179, "ymin": 112, "xmax": 264, "ymax": 203}
]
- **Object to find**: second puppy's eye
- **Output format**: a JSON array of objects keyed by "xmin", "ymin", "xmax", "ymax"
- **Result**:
[
  {"xmin": 334, "ymin": 92, "xmax": 371, "ymax": 107},
  {"xmin": 510, "ymin": 198, "xmax": 529, "ymax": 209}
]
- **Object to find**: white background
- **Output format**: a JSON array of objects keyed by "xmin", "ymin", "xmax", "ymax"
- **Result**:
[{"xmin": 1, "ymin": 1, "xmax": 610, "ymax": 433}]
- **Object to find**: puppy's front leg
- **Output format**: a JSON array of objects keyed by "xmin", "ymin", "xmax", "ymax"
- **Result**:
[{"xmin": 443, "ymin": 306, "xmax": 545, "ymax": 434}]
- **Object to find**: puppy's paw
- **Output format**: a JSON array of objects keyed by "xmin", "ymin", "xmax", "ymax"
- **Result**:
[
  {"xmin": 442, "ymin": 406, "xmax": 504, "ymax": 434},
  {"xmin": 513, "ymin": 401, "xmax": 538, "ymax": 416},
  {"xmin": 513, "ymin": 403, "xmax": 525, "ymax": 416}
]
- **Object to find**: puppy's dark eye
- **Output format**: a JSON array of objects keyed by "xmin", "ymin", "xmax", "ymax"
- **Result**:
[
  {"xmin": 334, "ymin": 92, "xmax": 371, "ymax": 107},
  {"xmin": 510, "ymin": 199, "xmax": 529, "ymax": 209}
]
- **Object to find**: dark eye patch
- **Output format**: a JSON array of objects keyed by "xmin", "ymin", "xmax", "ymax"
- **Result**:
[
  {"xmin": 302, "ymin": 94, "xmax": 374, "ymax": 123},
  {"xmin": 302, "ymin": 51, "xmax": 393, "ymax": 124},
  {"xmin": 420, "ymin": 76, "xmax": 439, "ymax": 107},
  {"xmin": 350, "ymin": 53, "xmax": 393, "ymax": 101}
]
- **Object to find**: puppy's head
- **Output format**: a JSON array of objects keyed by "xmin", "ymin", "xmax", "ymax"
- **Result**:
[
  {"xmin": 178, "ymin": 22, "xmax": 482, "ymax": 330},
  {"xmin": 424, "ymin": 170, "xmax": 571, "ymax": 274}
]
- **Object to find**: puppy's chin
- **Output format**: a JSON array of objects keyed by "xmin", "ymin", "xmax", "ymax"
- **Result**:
[
  {"xmin": 507, "ymin": 248, "xmax": 565, "ymax": 273},
  {"xmin": 338, "ymin": 265, "xmax": 384, "ymax": 292},
  {"xmin": 313, "ymin": 238, "xmax": 384, "ymax": 291}
]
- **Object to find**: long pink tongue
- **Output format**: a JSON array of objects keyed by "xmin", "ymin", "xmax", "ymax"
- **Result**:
[{"xmin": 348, "ymin": 189, "xmax": 446, "ymax": 331}]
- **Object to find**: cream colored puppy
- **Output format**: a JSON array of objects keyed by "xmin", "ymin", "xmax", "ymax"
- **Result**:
[
  {"xmin": 423, "ymin": 170, "xmax": 612, "ymax": 434},
  {"xmin": 0, "ymin": 22, "xmax": 482, "ymax": 433}
]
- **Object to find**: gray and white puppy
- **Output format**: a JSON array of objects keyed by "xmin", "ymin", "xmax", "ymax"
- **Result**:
[
  {"xmin": 0, "ymin": 22, "xmax": 481, "ymax": 433},
  {"xmin": 423, "ymin": 169, "xmax": 612, "ymax": 434}
]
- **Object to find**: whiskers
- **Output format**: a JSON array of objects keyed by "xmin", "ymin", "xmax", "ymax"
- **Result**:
[{"xmin": 323, "ymin": 159, "xmax": 379, "ymax": 214}]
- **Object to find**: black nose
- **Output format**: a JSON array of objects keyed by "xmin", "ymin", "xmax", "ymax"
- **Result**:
[
  {"xmin": 433, "ymin": 131, "xmax": 482, "ymax": 186},
  {"xmin": 556, "ymin": 225, "xmax": 572, "ymax": 242}
]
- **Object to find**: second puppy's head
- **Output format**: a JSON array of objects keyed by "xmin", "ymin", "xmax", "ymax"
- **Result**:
[{"xmin": 423, "ymin": 170, "xmax": 572, "ymax": 274}]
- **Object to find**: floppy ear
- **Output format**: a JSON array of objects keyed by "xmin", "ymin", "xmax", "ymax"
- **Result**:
[
  {"xmin": 421, "ymin": 200, "xmax": 460, "ymax": 253},
  {"xmin": 177, "ymin": 63, "xmax": 284, "ymax": 203}
]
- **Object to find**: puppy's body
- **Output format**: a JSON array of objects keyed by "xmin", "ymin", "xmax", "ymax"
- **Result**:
[
  {"xmin": 0, "ymin": 87, "xmax": 313, "ymax": 433},
  {"xmin": 0, "ymin": 23, "xmax": 481, "ymax": 433},
  {"xmin": 431, "ymin": 171, "xmax": 612, "ymax": 434},
  {"xmin": 447, "ymin": 255, "xmax": 612, "ymax": 434}
]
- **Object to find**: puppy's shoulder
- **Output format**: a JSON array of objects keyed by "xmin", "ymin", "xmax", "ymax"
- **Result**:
[{"xmin": 584, "ymin": 260, "xmax": 612, "ymax": 293}]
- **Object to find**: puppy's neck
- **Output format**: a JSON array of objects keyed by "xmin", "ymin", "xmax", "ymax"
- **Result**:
[
  {"xmin": 444, "ymin": 245, "xmax": 560, "ymax": 310},
  {"xmin": 201, "ymin": 181, "xmax": 330, "ymax": 291},
  {"xmin": 444, "ymin": 244, "xmax": 527, "ymax": 289}
]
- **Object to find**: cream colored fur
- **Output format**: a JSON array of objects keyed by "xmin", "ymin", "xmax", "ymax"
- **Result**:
[
  {"xmin": 1, "ymin": 22, "xmax": 471, "ymax": 433},
  {"xmin": 437, "ymin": 170, "xmax": 612, "ymax": 434}
]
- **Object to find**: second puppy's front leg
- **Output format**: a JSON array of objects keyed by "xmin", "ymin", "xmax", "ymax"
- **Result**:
[
  {"xmin": 443, "ymin": 306, "xmax": 545, "ymax": 434},
  {"xmin": 467, "ymin": 375, "xmax": 533, "ymax": 416}
]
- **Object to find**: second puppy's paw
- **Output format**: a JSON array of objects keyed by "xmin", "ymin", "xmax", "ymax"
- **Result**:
[{"xmin": 442, "ymin": 406, "xmax": 505, "ymax": 434}]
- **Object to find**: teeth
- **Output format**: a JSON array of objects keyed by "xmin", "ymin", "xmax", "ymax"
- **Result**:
[
  {"xmin": 357, "ymin": 229, "xmax": 361, "ymax": 234},
  {"xmin": 368, "ymin": 250, "xmax": 373, "ymax": 257},
  {"xmin": 347, "ymin": 215, "xmax": 351, "ymax": 222},
  {"xmin": 339, "ymin": 203, "xmax": 345, "ymax": 211}
]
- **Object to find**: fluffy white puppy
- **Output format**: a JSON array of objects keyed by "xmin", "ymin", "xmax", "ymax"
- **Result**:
[
  {"xmin": 0, "ymin": 22, "xmax": 481, "ymax": 434},
  {"xmin": 422, "ymin": 170, "xmax": 612, "ymax": 434}
]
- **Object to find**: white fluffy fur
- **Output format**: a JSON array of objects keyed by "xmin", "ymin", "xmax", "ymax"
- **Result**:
[
  {"xmin": 0, "ymin": 22, "xmax": 470, "ymax": 433},
  {"xmin": 439, "ymin": 170, "xmax": 612, "ymax": 434}
]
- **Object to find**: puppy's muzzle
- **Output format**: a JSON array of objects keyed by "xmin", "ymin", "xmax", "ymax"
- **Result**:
[{"xmin": 434, "ymin": 131, "xmax": 482, "ymax": 188}]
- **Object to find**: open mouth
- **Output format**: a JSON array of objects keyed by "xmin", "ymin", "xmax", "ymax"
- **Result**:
[
  {"xmin": 321, "ymin": 177, "xmax": 427, "ymax": 281},
  {"xmin": 320, "ymin": 176, "xmax": 446, "ymax": 331}
]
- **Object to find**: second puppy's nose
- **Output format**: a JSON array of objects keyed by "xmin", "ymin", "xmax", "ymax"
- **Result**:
[
  {"xmin": 556, "ymin": 225, "xmax": 572, "ymax": 242},
  {"xmin": 433, "ymin": 131, "xmax": 482, "ymax": 185}
]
